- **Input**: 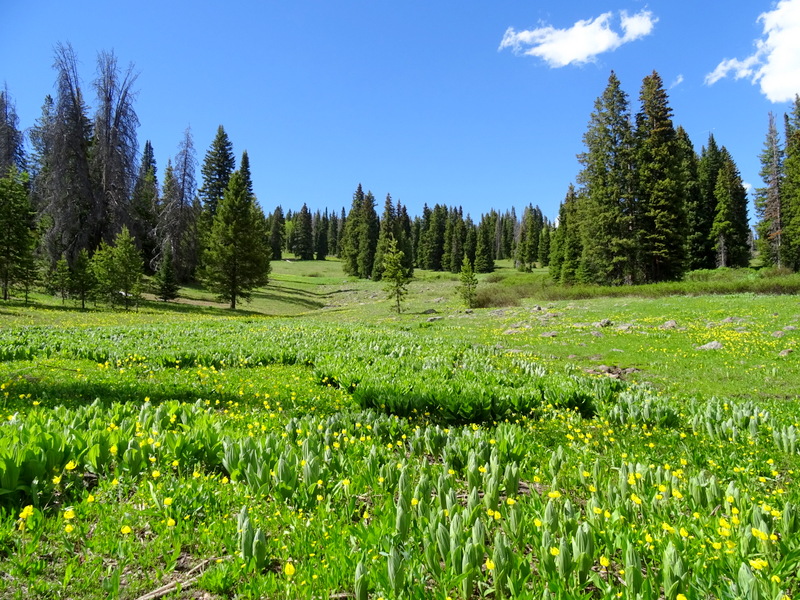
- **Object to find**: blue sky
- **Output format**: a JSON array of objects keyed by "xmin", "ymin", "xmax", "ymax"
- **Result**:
[{"xmin": 2, "ymin": 0, "xmax": 799, "ymax": 222}]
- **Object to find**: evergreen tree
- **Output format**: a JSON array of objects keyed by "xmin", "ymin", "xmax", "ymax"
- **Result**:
[
  {"xmin": 327, "ymin": 211, "xmax": 340, "ymax": 259},
  {"xmin": 675, "ymin": 127, "xmax": 701, "ymax": 272},
  {"xmin": 69, "ymin": 248, "xmax": 95, "ymax": 309},
  {"xmin": 372, "ymin": 194, "xmax": 397, "ymax": 280},
  {"xmin": 314, "ymin": 210, "xmax": 329, "ymax": 260},
  {"xmin": 341, "ymin": 184, "xmax": 365, "ymax": 276},
  {"xmin": 549, "ymin": 203, "xmax": 566, "ymax": 281},
  {"xmin": 28, "ymin": 95, "xmax": 55, "ymax": 212},
  {"xmin": 463, "ymin": 216, "xmax": 477, "ymax": 268},
  {"xmin": 131, "ymin": 140, "xmax": 159, "ymax": 270},
  {"xmin": 202, "ymin": 171, "xmax": 271, "ymax": 309},
  {"xmin": 382, "ymin": 237, "xmax": 410, "ymax": 314},
  {"xmin": 577, "ymin": 71, "xmax": 636, "ymax": 285},
  {"xmin": 755, "ymin": 113, "xmax": 784, "ymax": 267},
  {"xmin": 447, "ymin": 208, "xmax": 466, "ymax": 274},
  {"xmin": 153, "ymin": 244, "xmax": 179, "ymax": 301},
  {"xmin": 239, "ymin": 150, "xmax": 254, "ymax": 197},
  {"xmin": 293, "ymin": 203, "xmax": 314, "ymax": 260},
  {"xmin": 711, "ymin": 151, "xmax": 750, "ymax": 268},
  {"xmin": 0, "ymin": 168, "xmax": 35, "ymax": 300},
  {"xmin": 457, "ymin": 256, "xmax": 478, "ymax": 309},
  {"xmin": 356, "ymin": 191, "xmax": 379, "ymax": 278},
  {"xmin": 269, "ymin": 206, "xmax": 285, "ymax": 260},
  {"xmin": 779, "ymin": 97, "xmax": 800, "ymax": 270},
  {"xmin": 91, "ymin": 226, "xmax": 143, "ymax": 310},
  {"xmin": 41, "ymin": 43, "xmax": 97, "ymax": 266},
  {"xmin": 52, "ymin": 256, "xmax": 70, "ymax": 303},
  {"xmin": 538, "ymin": 224, "xmax": 551, "ymax": 267},
  {"xmin": 0, "ymin": 85, "xmax": 26, "ymax": 174},
  {"xmin": 474, "ymin": 215, "xmax": 495, "ymax": 273},
  {"xmin": 199, "ymin": 125, "xmax": 236, "ymax": 218},
  {"xmin": 157, "ymin": 128, "xmax": 200, "ymax": 282},
  {"xmin": 415, "ymin": 204, "xmax": 432, "ymax": 268},
  {"xmin": 689, "ymin": 134, "xmax": 724, "ymax": 269},
  {"xmin": 635, "ymin": 71, "xmax": 686, "ymax": 282},
  {"xmin": 561, "ymin": 185, "xmax": 583, "ymax": 284}
]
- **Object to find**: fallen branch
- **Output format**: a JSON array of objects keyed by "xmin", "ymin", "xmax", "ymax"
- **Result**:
[{"xmin": 133, "ymin": 556, "xmax": 228, "ymax": 600}]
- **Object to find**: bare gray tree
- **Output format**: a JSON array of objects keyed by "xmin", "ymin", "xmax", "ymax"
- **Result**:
[
  {"xmin": 157, "ymin": 127, "xmax": 199, "ymax": 281},
  {"xmin": 92, "ymin": 50, "xmax": 140, "ymax": 242}
]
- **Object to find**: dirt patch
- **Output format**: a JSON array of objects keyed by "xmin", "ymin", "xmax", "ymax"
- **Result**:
[{"xmin": 584, "ymin": 364, "xmax": 640, "ymax": 379}]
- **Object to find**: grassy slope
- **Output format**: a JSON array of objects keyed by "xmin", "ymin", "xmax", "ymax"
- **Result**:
[{"xmin": 2, "ymin": 259, "xmax": 798, "ymax": 402}]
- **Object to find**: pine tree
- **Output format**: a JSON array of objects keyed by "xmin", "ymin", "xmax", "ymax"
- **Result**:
[
  {"xmin": 372, "ymin": 194, "xmax": 397, "ymax": 280},
  {"xmin": 0, "ymin": 168, "xmax": 35, "ymax": 300},
  {"xmin": 635, "ymin": 71, "xmax": 686, "ymax": 282},
  {"xmin": 293, "ymin": 203, "xmax": 314, "ymax": 260},
  {"xmin": 52, "ymin": 256, "xmax": 70, "ymax": 303},
  {"xmin": 711, "ymin": 151, "xmax": 750, "ymax": 268},
  {"xmin": 269, "ymin": 206, "xmax": 285, "ymax": 261},
  {"xmin": 689, "ymin": 134, "xmax": 724, "ymax": 269},
  {"xmin": 199, "ymin": 125, "xmax": 236, "ymax": 219},
  {"xmin": 69, "ymin": 248, "xmax": 95, "ymax": 309},
  {"xmin": 474, "ymin": 215, "xmax": 495, "ymax": 273},
  {"xmin": 157, "ymin": 129, "xmax": 200, "ymax": 282},
  {"xmin": 457, "ymin": 257, "xmax": 478, "ymax": 309},
  {"xmin": 314, "ymin": 209, "xmax": 329, "ymax": 260},
  {"xmin": 382, "ymin": 237, "xmax": 410, "ymax": 314},
  {"xmin": 675, "ymin": 127, "xmax": 701, "ymax": 272},
  {"xmin": 779, "ymin": 97, "xmax": 800, "ymax": 270},
  {"xmin": 91, "ymin": 226, "xmax": 143, "ymax": 310},
  {"xmin": 755, "ymin": 113, "xmax": 784, "ymax": 267},
  {"xmin": 41, "ymin": 43, "xmax": 97, "ymax": 266},
  {"xmin": 131, "ymin": 140, "xmax": 159, "ymax": 270},
  {"xmin": 341, "ymin": 185, "xmax": 365, "ymax": 276},
  {"xmin": 202, "ymin": 171, "xmax": 271, "ymax": 309},
  {"xmin": 153, "ymin": 244, "xmax": 179, "ymax": 301},
  {"xmin": 538, "ymin": 225, "xmax": 551, "ymax": 267},
  {"xmin": 577, "ymin": 71, "xmax": 636, "ymax": 285},
  {"xmin": 357, "ymin": 191, "xmax": 379, "ymax": 278},
  {"xmin": 0, "ymin": 85, "xmax": 26, "ymax": 174},
  {"xmin": 561, "ymin": 185, "xmax": 583, "ymax": 284}
]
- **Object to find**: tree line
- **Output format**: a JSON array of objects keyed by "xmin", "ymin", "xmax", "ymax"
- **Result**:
[{"xmin": 2, "ymin": 47, "xmax": 799, "ymax": 308}]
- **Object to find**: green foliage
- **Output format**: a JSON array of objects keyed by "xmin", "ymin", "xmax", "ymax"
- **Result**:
[
  {"xmin": 0, "ymin": 168, "xmax": 35, "ymax": 300},
  {"xmin": 69, "ymin": 248, "xmax": 94, "ymax": 310},
  {"xmin": 292, "ymin": 204, "xmax": 314, "ymax": 260},
  {"xmin": 91, "ymin": 227, "xmax": 143, "ymax": 310},
  {"xmin": 202, "ymin": 170, "xmax": 271, "ymax": 309},
  {"xmin": 382, "ymin": 238, "xmax": 410, "ymax": 313},
  {"xmin": 711, "ymin": 152, "xmax": 750, "ymax": 268},
  {"xmin": 153, "ymin": 244, "xmax": 179, "ymax": 302},
  {"xmin": 199, "ymin": 125, "xmax": 235, "ymax": 219},
  {"xmin": 457, "ymin": 257, "xmax": 478, "ymax": 308}
]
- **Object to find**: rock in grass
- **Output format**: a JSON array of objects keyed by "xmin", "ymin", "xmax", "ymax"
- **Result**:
[
  {"xmin": 779, "ymin": 349, "xmax": 793, "ymax": 357},
  {"xmin": 593, "ymin": 319, "xmax": 613, "ymax": 328},
  {"xmin": 541, "ymin": 331, "xmax": 558, "ymax": 338},
  {"xmin": 427, "ymin": 316, "xmax": 443, "ymax": 322},
  {"xmin": 772, "ymin": 331, "xmax": 785, "ymax": 338},
  {"xmin": 661, "ymin": 320, "xmax": 678, "ymax": 329},
  {"xmin": 698, "ymin": 341, "xmax": 723, "ymax": 350}
]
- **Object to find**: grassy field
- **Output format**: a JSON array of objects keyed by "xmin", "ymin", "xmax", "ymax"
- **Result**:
[{"xmin": 1, "ymin": 261, "xmax": 799, "ymax": 599}]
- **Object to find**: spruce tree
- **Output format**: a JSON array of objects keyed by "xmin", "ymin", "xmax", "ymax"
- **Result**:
[
  {"xmin": 153, "ymin": 244, "xmax": 179, "ymax": 301},
  {"xmin": 314, "ymin": 210, "xmax": 329, "ymax": 260},
  {"xmin": 689, "ymin": 134, "xmax": 724, "ymax": 269},
  {"xmin": 356, "ymin": 191, "xmax": 379, "ymax": 278},
  {"xmin": 372, "ymin": 194, "xmax": 397, "ymax": 280},
  {"xmin": 69, "ymin": 248, "xmax": 95, "ymax": 309},
  {"xmin": 112, "ymin": 226, "xmax": 144, "ymax": 310},
  {"xmin": 0, "ymin": 168, "xmax": 35, "ymax": 300},
  {"xmin": 131, "ymin": 140, "xmax": 159, "ymax": 270},
  {"xmin": 779, "ymin": 96, "xmax": 800, "ymax": 270},
  {"xmin": 382, "ymin": 237, "xmax": 411, "ymax": 314},
  {"xmin": 457, "ymin": 257, "xmax": 478, "ymax": 309},
  {"xmin": 202, "ymin": 171, "xmax": 271, "ymax": 309},
  {"xmin": 537, "ymin": 225, "xmax": 551, "ymax": 267},
  {"xmin": 269, "ymin": 206, "xmax": 285, "ymax": 260},
  {"xmin": 341, "ymin": 185, "xmax": 365, "ymax": 276},
  {"xmin": 755, "ymin": 113, "xmax": 784, "ymax": 267},
  {"xmin": 199, "ymin": 125, "xmax": 236, "ymax": 218},
  {"xmin": 577, "ymin": 71, "xmax": 636, "ymax": 285},
  {"xmin": 293, "ymin": 203, "xmax": 314, "ymax": 260},
  {"xmin": 0, "ymin": 85, "xmax": 26, "ymax": 174},
  {"xmin": 711, "ymin": 151, "xmax": 750, "ymax": 268},
  {"xmin": 561, "ymin": 185, "xmax": 583, "ymax": 284},
  {"xmin": 635, "ymin": 71, "xmax": 686, "ymax": 282},
  {"xmin": 474, "ymin": 216, "xmax": 495, "ymax": 273},
  {"xmin": 675, "ymin": 127, "xmax": 701, "ymax": 272}
]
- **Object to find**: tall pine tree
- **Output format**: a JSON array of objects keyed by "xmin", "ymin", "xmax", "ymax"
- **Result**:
[
  {"xmin": 755, "ymin": 112, "xmax": 784, "ymax": 267},
  {"xmin": 711, "ymin": 150, "xmax": 750, "ymax": 268}
]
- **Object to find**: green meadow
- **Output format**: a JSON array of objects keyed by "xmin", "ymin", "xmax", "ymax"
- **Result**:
[{"xmin": 1, "ymin": 261, "xmax": 798, "ymax": 599}]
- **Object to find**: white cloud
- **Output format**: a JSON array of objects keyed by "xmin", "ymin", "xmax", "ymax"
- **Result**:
[
  {"xmin": 499, "ymin": 9, "xmax": 658, "ymax": 68},
  {"xmin": 705, "ymin": 0, "xmax": 800, "ymax": 102},
  {"xmin": 670, "ymin": 74, "xmax": 685, "ymax": 89}
]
